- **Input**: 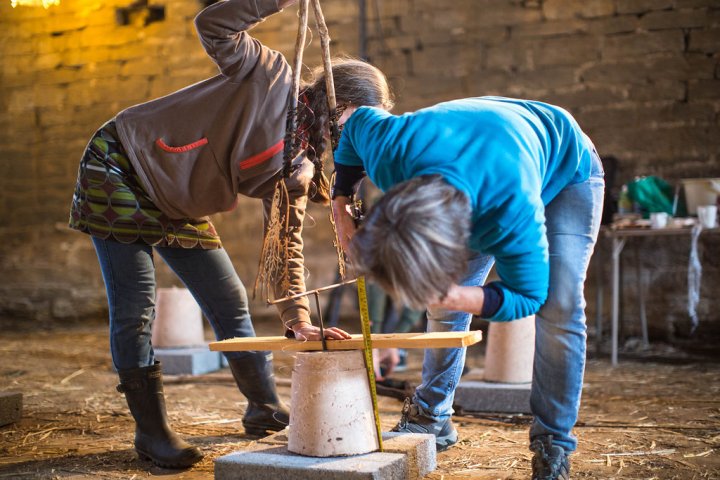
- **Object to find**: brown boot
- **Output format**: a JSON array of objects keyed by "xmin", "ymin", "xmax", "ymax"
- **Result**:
[{"xmin": 117, "ymin": 362, "xmax": 203, "ymax": 468}]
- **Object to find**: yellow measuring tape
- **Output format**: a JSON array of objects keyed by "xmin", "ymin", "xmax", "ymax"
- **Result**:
[{"xmin": 357, "ymin": 275, "xmax": 383, "ymax": 451}]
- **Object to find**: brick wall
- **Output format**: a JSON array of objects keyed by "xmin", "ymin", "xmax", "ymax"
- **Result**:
[{"xmin": 0, "ymin": 0, "xmax": 718, "ymax": 338}]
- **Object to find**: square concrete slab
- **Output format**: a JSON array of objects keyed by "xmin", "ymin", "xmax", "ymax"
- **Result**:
[
  {"xmin": 382, "ymin": 432, "xmax": 436, "ymax": 479},
  {"xmin": 155, "ymin": 346, "xmax": 222, "ymax": 375},
  {"xmin": 0, "ymin": 392, "xmax": 22, "ymax": 426},
  {"xmin": 218, "ymin": 430, "xmax": 436, "ymax": 480},
  {"xmin": 453, "ymin": 380, "xmax": 531, "ymax": 414},
  {"xmin": 215, "ymin": 446, "xmax": 406, "ymax": 480}
]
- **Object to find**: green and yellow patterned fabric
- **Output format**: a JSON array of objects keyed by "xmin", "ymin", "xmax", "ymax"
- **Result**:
[{"xmin": 69, "ymin": 121, "xmax": 222, "ymax": 249}]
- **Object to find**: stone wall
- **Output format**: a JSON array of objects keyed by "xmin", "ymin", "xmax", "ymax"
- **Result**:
[{"xmin": 0, "ymin": 0, "xmax": 718, "ymax": 338}]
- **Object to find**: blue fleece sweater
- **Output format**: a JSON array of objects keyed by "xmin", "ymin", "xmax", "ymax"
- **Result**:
[{"xmin": 334, "ymin": 96, "xmax": 594, "ymax": 321}]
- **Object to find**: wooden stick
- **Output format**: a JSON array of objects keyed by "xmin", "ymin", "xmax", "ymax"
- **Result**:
[
  {"xmin": 268, "ymin": 278, "xmax": 357, "ymax": 304},
  {"xmin": 283, "ymin": 0, "xmax": 310, "ymax": 174},
  {"xmin": 310, "ymin": 0, "xmax": 341, "ymax": 148},
  {"xmin": 311, "ymin": 0, "xmax": 347, "ymax": 277},
  {"xmin": 210, "ymin": 330, "xmax": 483, "ymax": 352}
]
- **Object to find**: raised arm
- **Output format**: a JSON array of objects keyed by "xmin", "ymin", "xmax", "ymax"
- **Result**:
[{"xmin": 194, "ymin": 0, "xmax": 291, "ymax": 77}]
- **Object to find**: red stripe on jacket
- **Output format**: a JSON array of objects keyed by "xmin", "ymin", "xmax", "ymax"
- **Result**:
[
  {"xmin": 238, "ymin": 139, "xmax": 284, "ymax": 170},
  {"xmin": 155, "ymin": 137, "xmax": 208, "ymax": 153}
]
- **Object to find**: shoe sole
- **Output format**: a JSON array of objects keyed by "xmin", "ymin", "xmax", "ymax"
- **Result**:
[
  {"xmin": 436, "ymin": 438, "xmax": 457, "ymax": 452},
  {"xmin": 243, "ymin": 422, "xmax": 288, "ymax": 437},
  {"xmin": 243, "ymin": 427, "xmax": 270, "ymax": 437},
  {"xmin": 436, "ymin": 431, "xmax": 459, "ymax": 452},
  {"xmin": 136, "ymin": 449, "xmax": 203, "ymax": 469}
]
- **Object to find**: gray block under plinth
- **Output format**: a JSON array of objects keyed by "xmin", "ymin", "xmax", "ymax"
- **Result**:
[
  {"xmin": 382, "ymin": 432, "xmax": 436, "ymax": 479},
  {"xmin": 216, "ymin": 430, "xmax": 436, "ymax": 480},
  {"xmin": 453, "ymin": 380, "xmax": 531, "ymax": 414},
  {"xmin": 154, "ymin": 346, "xmax": 222, "ymax": 375},
  {"xmin": 0, "ymin": 392, "xmax": 22, "ymax": 426},
  {"xmin": 215, "ymin": 446, "xmax": 406, "ymax": 480}
]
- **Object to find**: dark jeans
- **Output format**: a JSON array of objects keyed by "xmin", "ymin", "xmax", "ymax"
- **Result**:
[{"xmin": 92, "ymin": 238, "xmax": 258, "ymax": 370}]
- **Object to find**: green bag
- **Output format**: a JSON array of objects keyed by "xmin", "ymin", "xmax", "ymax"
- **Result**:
[{"xmin": 626, "ymin": 176, "xmax": 674, "ymax": 217}]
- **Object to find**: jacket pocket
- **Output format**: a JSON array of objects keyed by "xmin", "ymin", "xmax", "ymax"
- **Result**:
[
  {"xmin": 155, "ymin": 137, "xmax": 209, "ymax": 153},
  {"xmin": 139, "ymin": 137, "xmax": 235, "ymax": 219}
]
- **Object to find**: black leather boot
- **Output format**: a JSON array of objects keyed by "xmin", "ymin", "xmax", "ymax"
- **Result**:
[
  {"xmin": 227, "ymin": 352, "xmax": 290, "ymax": 436},
  {"xmin": 117, "ymin": 362, "xmax": 203, "ymax": 468}
]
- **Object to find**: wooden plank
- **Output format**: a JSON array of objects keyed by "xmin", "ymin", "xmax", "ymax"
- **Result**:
[{"xmin": 209, "ymin": 331, "xmax": 483, "ymax": 352}]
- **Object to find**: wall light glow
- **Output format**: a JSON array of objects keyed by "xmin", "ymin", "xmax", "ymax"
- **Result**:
[{"xmin": 11, "ymin": 0, "xmax": 60, "ymax": 7}]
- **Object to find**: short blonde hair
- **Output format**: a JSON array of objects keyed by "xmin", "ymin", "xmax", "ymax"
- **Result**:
[{"xmin": 350, "ymin": 175, "xmax": 471, "ymax": 309}]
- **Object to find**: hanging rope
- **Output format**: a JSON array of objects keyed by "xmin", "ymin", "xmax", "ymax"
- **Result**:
[
  {"xmin": 256, "ymin": 0, "xmax": 347, "ymax": 299},
  {"xmin": 311, "ymin": 0, "xmax": 341, "ymax": 150},
  {"xmin": 255, "ymin": 0, "xmax": 309, "ymax": 301},
  {"xmin": 284, "ymin": 0, "xmax": 310, "ymax": 177},
  {"xmin": 310, "ymin": 0, "xmax": 347, "ymax": 279}
]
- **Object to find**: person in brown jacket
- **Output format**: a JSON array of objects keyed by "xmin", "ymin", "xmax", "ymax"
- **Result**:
[{"xmin": 68, "ymin": 0, "xmax": 393, "ymax": 469}]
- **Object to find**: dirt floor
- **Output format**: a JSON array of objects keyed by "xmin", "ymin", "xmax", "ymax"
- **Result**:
[{"xmin": 1, "ymin": 318, "xmax": 719, "ymax": 479}]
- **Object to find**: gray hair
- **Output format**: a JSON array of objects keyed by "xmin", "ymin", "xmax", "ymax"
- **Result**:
[{"xmin": 350, "ymin": 175, "xmax": 471, "ymax": 310}]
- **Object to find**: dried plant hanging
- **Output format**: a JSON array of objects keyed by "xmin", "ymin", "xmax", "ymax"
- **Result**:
[
  {"xmin": 311, "ymin": 0, "xmax": 341, "ymax": 151},
  {"xmin": 254, "ymin": 179, "xmax": 292, "ymax": 300},
  {"xmin": 310, "ymin": 0, "xmax": 347, "ymax": 279},
  {"xmin": 329, "ymin": 172, "xmax": 346, "ymax": 279},
  {"xmin": 255, "ymin": 0, "xmax": 346, "ymax": 300},
  {"xmin": 254, "ymin": 0, "xmax": 309, "ymax": 302}
]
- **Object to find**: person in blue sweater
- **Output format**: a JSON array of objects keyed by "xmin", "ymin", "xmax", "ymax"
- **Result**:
[{"xmin": 331, "ymin": 96, "xmax": 604, "ymax": 480}]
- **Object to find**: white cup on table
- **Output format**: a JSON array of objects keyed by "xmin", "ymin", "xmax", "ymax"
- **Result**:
[
  {"xmin": 650, "ymin": 212, "xmax": 669, "ymax": 229},
  {"xmin": 697, "ymin": 205, "xmax": 718, "ymax": 229}
]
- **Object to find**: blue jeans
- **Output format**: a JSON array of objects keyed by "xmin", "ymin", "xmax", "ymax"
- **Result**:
[
  {"xmin": 414, "ymin": 155, "xmax": 604, "ymax": 453},
  {"xmin": 92, "ymin": 238, "xmax": 259, "ymax": 371}
]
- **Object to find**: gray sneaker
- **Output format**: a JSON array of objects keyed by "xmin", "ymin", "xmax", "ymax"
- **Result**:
[
  {"xmin": 530, "ymin": 435, "xmax": 570, "ymax": 480},
  {"xmin": 391, "ymin": 398, "xmax": 458, "ymax": 452}
]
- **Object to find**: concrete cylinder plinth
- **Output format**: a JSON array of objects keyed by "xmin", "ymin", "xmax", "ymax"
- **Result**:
[
  {"xmin": 288, "ymin": 350, "xmax": 379, "ymax": 457},
  {"xmin": 484, "ymin": 315, "xmax": 535, "ymax": 384},
  {"xmin": 151, "ymin": 287, "xmax": 204, "ymax": 348}
]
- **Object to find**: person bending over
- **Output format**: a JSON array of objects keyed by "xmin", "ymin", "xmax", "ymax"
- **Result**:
[
  {"xmin": 68, "ymin": 0, "xmax": 392, "ymax": 469},
  {"xmin": 331, "ymin": 96, "xmax": 604, "ymax": 480}
]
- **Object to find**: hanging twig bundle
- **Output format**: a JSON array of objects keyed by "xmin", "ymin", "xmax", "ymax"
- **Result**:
[{"xmin": 256, "ymin": 0, "xmax": 346, "ymax": 300}]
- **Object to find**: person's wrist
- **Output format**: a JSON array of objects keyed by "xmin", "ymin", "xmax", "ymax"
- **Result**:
[
  {"xmin": 331, "ymin": 196, "xmax": 353, "ymax": 218},
  {"xmin": 292, "ymin": 321, "xmax": 312, "ymax": 332},
  {"xmin": 465, "ymin": 286, "xmax": 484, "ymax": 316}
]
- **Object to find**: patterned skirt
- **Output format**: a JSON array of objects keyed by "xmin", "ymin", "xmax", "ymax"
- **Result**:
[{"xmin": 69, "ymin": 120, "xmax": 222, "ymax": 249}]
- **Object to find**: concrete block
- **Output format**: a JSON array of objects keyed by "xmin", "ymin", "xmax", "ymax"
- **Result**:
[
  {"xmin": 254, "ymin": 430, "xmax": 436, "ymax": 479},
  {"xmin": 0, "ymin": 392, "xmax": 22, "ymax": 426},
  {"xmin": 155, "ymin": 347, "xmax": 222, "ymax": 375},
  {"xmin": 453, "ymin": 380, "xmax": 531, "ymax": 414},
  {"xmin": 215, "ymin": 445, "xmax": 406, "ymax": 480},
  {"xmin": 382, "ymin": 432, "xmax": 436, "ymax": 480}
]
